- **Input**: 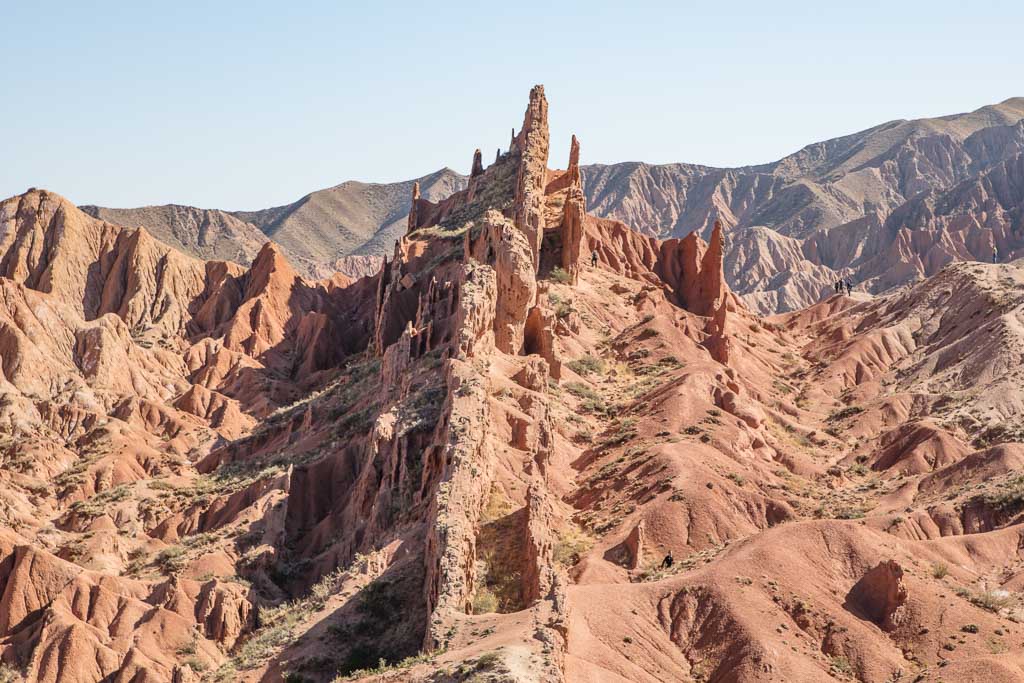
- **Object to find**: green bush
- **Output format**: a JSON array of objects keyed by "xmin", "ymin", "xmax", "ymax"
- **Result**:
[
  {"xmin": 568, "ymin": 355, "xmax": 605, "ymax": 376},
  {"xmin": 550, "ymin": 267, "xmax": 572, "ymax": 284}
]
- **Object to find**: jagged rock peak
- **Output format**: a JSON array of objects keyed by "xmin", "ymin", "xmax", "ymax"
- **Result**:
[
  {"xmin": 407, "ymin": 182, "xmax": 421, "ymax": 234},
  {"xmin": 471, "ymin": 149, "xmax": 484, "ymax": 177},
  {"xmin": 561, "ymin": 135, "xmax": 585, "ymax": 283},
  {"xmin": 245, "ymin": 240, "xmax": 298, "ymax": 298},
  {"xmin": 516, "ymin": 85, "xmax": 548, "ymax": 149},
  {"xmin": 512, "ymin": 84, "xmax": 551, "ymax": 271},
  {"xmin": 567, "ymin": 134, "xmax": 581, "ymax": 186},
  {"xmin": 702, "ymin": 220, "xmax": 726, "ymax": 303}
]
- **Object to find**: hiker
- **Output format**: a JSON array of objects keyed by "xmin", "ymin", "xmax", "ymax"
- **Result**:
[
  {"xmin": 834, "ymin": 280, "xmax": 841, "ymax": 293},
  {"xmin": 845, "ymin": 280, "xmax": 853, "ymax": 296},
  {"xmin": 661, "ymin": 552, "xmax": 674, "ymax": 569},
  {"xmin": 993, "ymin": 246, "xmax": 999, "ymax": 264},
  {"xmin": 591, "ymin": 249, "xmax": 599, "ymax": 268}
]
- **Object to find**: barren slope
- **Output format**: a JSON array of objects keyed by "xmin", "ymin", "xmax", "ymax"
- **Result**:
[{"xmin": 2, "ymin": 87, "xmax": 1024, "ymax": 683}]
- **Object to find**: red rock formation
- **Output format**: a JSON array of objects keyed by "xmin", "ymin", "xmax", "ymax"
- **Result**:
[
  {"xmin": 846, "ymin": 560, "xmax": 908, "ymax": 632},
  {"xmin": 5, "ymin": 86, "xmax": 1024, "ymax": 683},
  {"xmin": 406, "ymin": 181, "xmax": 421, "ymax": 234},
  {"xmin": 560, "ymin": 135, "xmax": 585, "ymax": 284},
  {"xmin": 470, "ymin": 149, "xmax": 484, "ymax": 178},
  {"xmin": 512, "ymin": 85, "xmax": 550, "ymax": 271},
  {"xmin": 465, "ymin": 211, "xmax": 537, "ymax": 354}
]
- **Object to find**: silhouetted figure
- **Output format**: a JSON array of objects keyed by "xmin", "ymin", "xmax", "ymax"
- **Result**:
[
  {"xmin": 591, "ymin": 249, "xmax": 599, "ymax": 268},
  {"xmin": 661, "ymin": 552, "xmax": 674, "ymax": 569},
  {"xmin": 834, "ymin": 280, "xmax": 841, "ymax": 293},
  {"xmin": 845, "ymin": 280, "xmax": 853, "ymax": 296},
  {"xmin": 994, "ymin": 246, "xmax": 999, "ymax": 264}
]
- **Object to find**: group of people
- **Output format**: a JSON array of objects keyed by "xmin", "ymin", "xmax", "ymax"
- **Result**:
[{"xmin": 834, "ymin": 279, "xmax": 854, "ymax": 295}]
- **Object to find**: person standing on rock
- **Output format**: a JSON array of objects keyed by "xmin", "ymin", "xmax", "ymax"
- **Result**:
[
  {"xmin": 993, "ymin": 246, "xmax": 999, "ymax": 264},
  {"xmin": 661, "ymin": 552, "xmax": 674, "ymax": 569},
  {"xmin": 845, "ymin": 280, "xmax": 853, "ymax": 296},
  {"xmin": 591, "ymin": 249, "xmax": 599, "ymax": 268}
]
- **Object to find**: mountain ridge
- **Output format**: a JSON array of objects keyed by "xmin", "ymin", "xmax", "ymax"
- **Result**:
[
  {"xmin": 3, "ymin": 86, "xmax": 1024, "ymax": 682},
  {"xmin": 76, "ymin": 96, "xmax": 1024, "ymax": 312}
]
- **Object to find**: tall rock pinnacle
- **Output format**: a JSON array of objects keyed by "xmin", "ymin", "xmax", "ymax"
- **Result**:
[
  {"xmin": 471, "ymin": 149, "xmax": 484, "ymax": 177},
  {"xmin": 567, "ymin": 133, "xmax": 581, "ymax": 186},
  {"xmin": 561, "ymin": 135, "xmax": 585, "ymax": 284},
  {"xmin": 700, "ymin": 219, "xmax": 727, "ymax": 310},
  {"xmin": 512, "ymin": 85, "xmax": 550, "ymax": 271},
  {"xmin": 407, "ymin": 181, "xmax": 421, "ymax": 234}
]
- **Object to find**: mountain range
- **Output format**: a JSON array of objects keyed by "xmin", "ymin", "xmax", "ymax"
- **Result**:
[
  {"xmin": 83, "ymin": 97, "xmax": 1024, "ymax": 312},
  {"xmin": 2, "ymin": 87, "xmax": 1024, "ymax": 682}
]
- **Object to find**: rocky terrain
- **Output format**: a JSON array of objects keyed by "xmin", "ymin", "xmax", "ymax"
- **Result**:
[
  {"xmin": 83, "ymin": 169, "xmax": 466, "ymax": 281},
  {"xmin": 85, "ymin": 99, "xmax": 1024, "ymax": 314},
  {"xmin": 1, "ymin": 87, "xmax": 1024, "ymax": 683},
  {"xmin": 584, "ymin": 97, "xmax": 1024, "ymax": 313}
]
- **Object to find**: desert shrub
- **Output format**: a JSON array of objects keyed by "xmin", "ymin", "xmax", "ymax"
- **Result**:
[
  {"xmin": 573, "ymin": 429, "xmax": 594, "ymax": 444},
  {"xmin": 931, "ymin": 562, "xmax": 949, "ymax": 579},
  {"xmin": 828, "ymin": 406, "xmax": 864, "ymax": 422},
  {"xmin": 156, "ymin": 545, "xmax": 187, "ymax": 574},
  {"xmin": 471, "ymin": 586, "xmax": 499, "ymax": 614},
  {"xmin": 0, "ymin": 663, "xmax": 24, "ymax": 683},
  {"xmin": 183, "ymin": 656, "xmax": 207, "ymax": 673},
  {"xmin": 565, "ymin": 382, "xmax": 600, "ymax": 401},
  {"xmin": 967, "ymin": 589, "xmax": 1015, "ymax": 613},
  {"xmin": 553, "ymin": 526, "xmax": 594, "ymax": 566},
  {"xmin": 982, "ymin": 476, "xmax": 1024, "ymax": 514},
  {"xmin": 828, "ymin": 656, "xmax": 853, "ymax": 676},
  {"xmin": 568, "ymin": 355, "xmax": 605, "ymax": 376},
  {"xmin": 549, "ymin": 267, "xmax": 572, "ymax": 284}
]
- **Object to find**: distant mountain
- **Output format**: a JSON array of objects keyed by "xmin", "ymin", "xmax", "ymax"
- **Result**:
[
  {"xmin": 582, "ymin": 97, "xmax": 1024, "ymax": 311},
  {"xmin": 81, "ymin": 203, "xmax": 269, "ymax": 266},
  {"xmin": 233, "ymin": 167, "xmax": 466, "ymax": 277},
  {"xmin": 84, "ymin": 168, "xmax": 466, "ymax": 280},
  {"xmin": 83, "ymin": 98, "xmax": 1024, "ymax": 309}
]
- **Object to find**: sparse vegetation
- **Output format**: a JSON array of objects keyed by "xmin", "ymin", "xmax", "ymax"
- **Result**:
[
  {"xmin": 0, "ymin": 663, "xmax": 24, "ymax": 683},
  {"xmin": 568, "ymin": 355, "xmax": 605, "ymax": 376},
  {"xmin": 471, "ymin": 586, "xmax": 500, "ymax": 614},
  {"xmin": 155, "ymin": 545, "xmax": 187, "ymax": 574},
  {"xmin": 224, "ymin": 563, "xmax": 354, "ymax": 673},
  {"xmin": 828, "ymin": 406, "xmax": 864, "ymax": 422},
  {"xmin": 549, "ymin": 266, "xmax": 572, "ymax": 284},
  {"xmin": 828, "ymin": 655, "xmax": 853, "ymax": 676},
  {"xmin": 964, "ymin": 588, "xmax": 1015, "ymax": 613},
  {"xmin": 980, "ymin": 475, "xmax": 1024, "ymax": 514},
  {"xmin": 553, "ymin": 525, "xmax": 594, "ymax": 567}
]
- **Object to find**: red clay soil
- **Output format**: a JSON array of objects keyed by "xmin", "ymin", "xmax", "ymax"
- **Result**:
[{"xmin": 0, "ymin": 87, "xmax": 1023, "ymax": 683}]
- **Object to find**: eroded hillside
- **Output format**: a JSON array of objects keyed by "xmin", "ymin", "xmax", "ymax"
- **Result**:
[{"xmin": 1, "ymin": 87, "xmax": 1024, "ymax": 683}]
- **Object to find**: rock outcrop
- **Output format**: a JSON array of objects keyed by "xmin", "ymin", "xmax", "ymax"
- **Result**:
[
  {"xmin": 846, "ymin": 560, "xmax": 908, "ymax": 632},
  {"xmin": 512, "ymin": 85, "xmax": 550, "ymax": 271},
  {"xmin": 559, "ymin": 136, "xmax": 585, "ymax": 284},
  {"xmin": 4, "ymin": 86, "xmax": 1024, "ymax": 683}
]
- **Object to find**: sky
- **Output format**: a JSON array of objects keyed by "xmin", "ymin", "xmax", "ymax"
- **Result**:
[{"xmin": 2, "ymin": 0, "xmax": 1022, "ymax": 210}]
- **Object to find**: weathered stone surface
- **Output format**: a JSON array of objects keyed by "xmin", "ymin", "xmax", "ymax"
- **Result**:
[
  {"xmin": 846, "ymin": 560, "xmax": 908, "ymax": 632},
  {"xmin": 512, "ymin": 85, "xmax": 550, "ymax": 271},
  {"xmin": 560, "ymin": 135, "xmax": 585, "ymax": 284}
]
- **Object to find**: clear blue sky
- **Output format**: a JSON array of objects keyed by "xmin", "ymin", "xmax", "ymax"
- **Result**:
[{"xmin": 3, "ymin": 0, "xmax": 1021, "ymax": 210}]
